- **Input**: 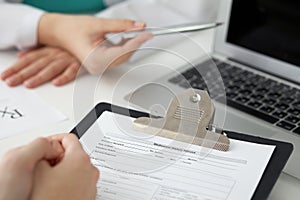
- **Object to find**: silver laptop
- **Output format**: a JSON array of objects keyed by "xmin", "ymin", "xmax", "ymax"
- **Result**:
[{"xmin": 126, "ymin": 0, "xmax": 300, "ymax": 179}]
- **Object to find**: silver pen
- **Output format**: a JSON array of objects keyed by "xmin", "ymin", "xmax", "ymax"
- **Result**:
[{"xmin": 122, "ymin": 22, "xmax": 224, "ymax": 38}]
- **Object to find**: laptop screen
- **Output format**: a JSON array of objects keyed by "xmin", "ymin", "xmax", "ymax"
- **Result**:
[{"xmin": 227, "ymin": 0, "xmax": 300, "ymax": 67}]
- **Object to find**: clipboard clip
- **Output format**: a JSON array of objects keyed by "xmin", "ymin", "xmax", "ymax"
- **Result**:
[{"xmin": 133, "ymin": 88, "xmax": 230, "ymax": 151}]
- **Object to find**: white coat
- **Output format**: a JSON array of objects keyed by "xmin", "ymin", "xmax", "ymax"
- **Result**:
[
  {"xmin": 0, "ymin": 1, "xmax": 44, "ymax": 50},
  {"xmin": 0, "ymin": 0, "xmax": 123, "ymax": 50}
]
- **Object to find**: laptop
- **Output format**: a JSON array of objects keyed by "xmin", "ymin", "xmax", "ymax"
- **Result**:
[{"xmin": 126, "ymin": 0, "xmax": 300, "ymax": 179}]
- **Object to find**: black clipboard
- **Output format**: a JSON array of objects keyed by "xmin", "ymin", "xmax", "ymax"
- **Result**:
[{"xmin": 71, "ymin": 103, "xmax": 293, "ymax": 200}]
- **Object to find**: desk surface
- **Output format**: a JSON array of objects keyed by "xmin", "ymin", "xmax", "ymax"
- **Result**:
[{"xmin": 0, "ymin": 30, "xmax": 299, "ymax": 200}]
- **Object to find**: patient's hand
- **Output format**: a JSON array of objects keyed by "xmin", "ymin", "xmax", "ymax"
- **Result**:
[
  {"xmin": 0, "ymin": 137, "xmax": 64, "ymax": 200},
  {"xmin": 30, "ymin": 134, "xmax": 99, "ymax": 200},
  {"xmin": 1, "ymin": 46, "xmax": 81, "ymax": 88}
]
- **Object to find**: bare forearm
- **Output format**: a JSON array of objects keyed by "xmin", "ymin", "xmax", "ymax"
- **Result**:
[
  {"xmin": 38, "ymin": 14, "xmax": 67, "ymax": 50},
  {"xmin": 37, "ymin": 13, "xmax": 101, "ymax": 62}
]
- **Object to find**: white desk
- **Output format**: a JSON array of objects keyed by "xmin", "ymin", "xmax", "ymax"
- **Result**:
[{"xmin": 0, "ymin": 30, "xmax": 299, "ymax": 200}]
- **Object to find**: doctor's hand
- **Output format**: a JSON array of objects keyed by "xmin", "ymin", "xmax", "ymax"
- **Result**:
[
  {"xmin": 1, "ymin": 46, "xmax": 81, "ymax": 88},
  {"xmin": 30, "ymin": 134, "xmax": 99, "ymax": 200},
  {"xmin": 38, "ymin": 14, "xmax": 152, "ymax": 75},
  {"xmin": 0, "ymin": 137, "xmax": 64, "ymax": 200}
]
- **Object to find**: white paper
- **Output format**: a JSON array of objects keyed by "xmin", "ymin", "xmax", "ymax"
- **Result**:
[
  {"xmin": 80, "ymin": 112, "xmax": 275, "ymax": 200},
  {"xmin": 0, "ymin": 68, "xmax": 67, "ymax": 139}
]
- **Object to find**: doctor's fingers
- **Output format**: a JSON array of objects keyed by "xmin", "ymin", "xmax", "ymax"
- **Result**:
[
  {"xmin": 85, "ymin": 32, "xmax": 152, "ymax": 75},
  {"xmin": 23, "ymin": 58, "xmax": 77, "ymax": 88},
  {"xmin": 99, "ymin": 18, "xmax": 146, "ymax": 33},
  {"xmin": 107, "ymin": 32, "xmax": 153, "ymax": 68}
]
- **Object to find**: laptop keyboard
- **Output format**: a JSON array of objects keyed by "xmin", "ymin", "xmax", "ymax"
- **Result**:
[{"xmin": 168, "ymin": 58, "xmax": 300, "ymax": 135}]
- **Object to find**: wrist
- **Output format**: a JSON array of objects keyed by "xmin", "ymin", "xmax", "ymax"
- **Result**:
[
  {"xmin": 38, "ymin": 13, "xmax": 65, "ymax": 48},
  {"xmin": 37, "ymin": 14, "xmax": 85, "ymax": 62}
]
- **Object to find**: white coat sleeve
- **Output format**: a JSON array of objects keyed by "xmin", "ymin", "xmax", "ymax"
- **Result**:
[{"xmin": 0, "ymin": 3, "xmax": 45, "ymax": 50}]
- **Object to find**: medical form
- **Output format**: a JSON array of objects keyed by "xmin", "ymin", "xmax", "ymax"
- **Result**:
[{"xmin": 80, "ymin": 111, "xmax": 275, "ymax": 200}]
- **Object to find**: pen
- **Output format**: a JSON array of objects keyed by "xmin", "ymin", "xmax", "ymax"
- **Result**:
[{"xmin": 122, "ymin": 22, "xmax": 224, "ymax": 39}]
